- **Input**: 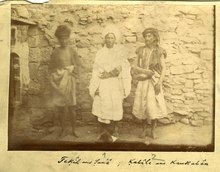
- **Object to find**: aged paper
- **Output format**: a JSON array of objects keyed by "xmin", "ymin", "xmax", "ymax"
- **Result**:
[{"xmin": 0, "ymin": 0, "xmax": 220, "ymax": 171}]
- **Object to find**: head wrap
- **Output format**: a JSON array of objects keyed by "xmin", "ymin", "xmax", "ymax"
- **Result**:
[
  {"xmin": 55, "ymin": 25, "xmax": 71, "ymax": 38},
  {"xmin": 102, "ymin": 24, "xmax": 121, "ymax": 42},
  {"xmin": 142, "ymin": 27, "xmax": 160, "ymax": 44}
]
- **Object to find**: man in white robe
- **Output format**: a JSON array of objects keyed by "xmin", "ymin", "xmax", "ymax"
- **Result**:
[{"xmin": 89, "ymin": 25, "xmax": 131, "ymax": 142}]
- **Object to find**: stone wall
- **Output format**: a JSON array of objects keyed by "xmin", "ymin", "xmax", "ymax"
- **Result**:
[{"xmin": 13, "ymin": 4, "xmax": 214, "ymax": 125}]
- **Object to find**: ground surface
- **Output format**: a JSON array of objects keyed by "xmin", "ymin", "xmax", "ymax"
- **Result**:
[
  {"xmin": 10, "ymin": 108, "xmax": 213, "ymax": 148},
  {"xmin": 39, "ymin": 123, "xmax": 213, "ymax": 146}
]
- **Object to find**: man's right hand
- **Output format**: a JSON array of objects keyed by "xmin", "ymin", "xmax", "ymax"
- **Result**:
[{"xmin": 145, "ymin": 70, "xmax": 154, "ymax": 78}]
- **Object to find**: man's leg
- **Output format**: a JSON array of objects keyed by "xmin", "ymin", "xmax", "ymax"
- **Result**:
[
  {"xmin": 112, "ymin": 121, "xmax": 119, "ymax": 137},
  {"xmin": 97, "ymin": 121, "xmax": 112, "ymax": 142},
  {"xmin": 57, "ymin": 106, "xmax": 66, "ymax": 137},
  {"xmin": 151, "ymin": 119, "xmax": 158, "ymax": 139},
  {"xmin": 98, "ymin": 121, "xmax": 107, "ymax": 137},
  {"xmin": 139, "ymin": 119, "xmax": 148, "ymax": 138},
  {"xmin": 68, "ymin": 106, "xmax": 78, "ymax": 137}
]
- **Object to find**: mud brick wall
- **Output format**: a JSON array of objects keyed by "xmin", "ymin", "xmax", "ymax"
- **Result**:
[{"xmin": 14, "ymin": 4, "xmax": 214, "ymax": 124}]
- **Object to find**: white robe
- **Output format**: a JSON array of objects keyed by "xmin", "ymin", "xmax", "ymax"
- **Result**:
[{"xmin": 89, "ymin": 45, "xmax": 131, "ymax": 123}]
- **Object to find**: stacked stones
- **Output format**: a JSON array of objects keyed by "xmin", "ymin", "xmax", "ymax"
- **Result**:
[{"xmin": 16, "ymin": 4, "xmax": 214, "ymax": 125}]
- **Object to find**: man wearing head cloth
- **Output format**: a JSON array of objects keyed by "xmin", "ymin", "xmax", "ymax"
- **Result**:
[
  {"xmin": 49, "ymin": 25, "xmax": 81, "ymax": 138},
  {"xmin": 89, "ymin": 24, "xmax": 131, "ymax": 142},
  {"xmin": 131, "ymin": 27, "xmax": 167, "ymax": 139}
]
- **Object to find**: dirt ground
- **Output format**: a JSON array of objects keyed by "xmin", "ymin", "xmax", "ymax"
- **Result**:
[
  {"xmin": 10, "ymin": 108, "xmax": 213, "ymax": 147},
  {"xmin": 41, "ymin": 122, "xmax": 213, "ymax": 146}
]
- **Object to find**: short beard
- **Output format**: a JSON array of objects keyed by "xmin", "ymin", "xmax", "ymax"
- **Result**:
[{"xmin": 145, "ymin": 40, "xmax": 157, "ymax": 47}]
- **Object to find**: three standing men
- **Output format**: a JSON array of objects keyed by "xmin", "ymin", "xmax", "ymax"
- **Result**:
[{"xmin": 49, "ymin": 25, "xmax": 167, "ymax": 140}]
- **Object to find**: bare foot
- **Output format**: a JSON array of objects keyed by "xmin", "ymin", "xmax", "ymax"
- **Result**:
[
  {"xmin": 72, "ymin": 131, "xmax": 79, "ymax": 138},
  {"xmin": 144, "ymin": 139, "xmax": 151, "ymax": 145},
  {"xmin": 97, "ymin": 132, "xmax": 113, "ymax": 142},
  {"xmin": 151, "ymin": 131, "xmax": 158, "ymax": 139},
  {"xmin": 57, "ymin": 129, "xmax": 67, "ymax": 139},
  {"xmin": 97, "ymin": 131, "xmax": 106, "ymax": 141},
  {"xmin": 139, "ymin": 130, "xmax": 147, "ymax": 138},
  {"xmin": 112, "ymin": 131, "xmax": 119, "ymax": 137}
]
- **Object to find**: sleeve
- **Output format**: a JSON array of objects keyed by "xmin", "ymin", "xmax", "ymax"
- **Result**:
[
  {"xmin": 120, "ymin": 57, "xmax": 132, "ymax": 98},
  {"xmin": 131, "ymin": 47, "xmax": 141, "ymax": 78},
  {"xmin": 160, "ymin": 47, "xmax": 167, "ymax": 59},
  {"xmin": 136, "ymin": 47, "xmax": 143, "ymax": 67},
  {"xmin": 135, "ymin": 46, "xmax": 142, "ymax": 55},
  {"xmin": 89, "ymin": 52, "xmax": 101, "ymax": 98},
  {"xmin": 157, "ymin": 47, "xmax": 166, "ymax": 75}
]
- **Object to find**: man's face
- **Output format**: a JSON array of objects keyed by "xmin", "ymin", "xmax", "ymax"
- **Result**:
[
  {"xmin": 105, "ymin": 33, "xmax": 116, "ymax": 48},
  {"xmin": 58, "ymin": 35, "xmax": 70, "ymax": 47},
  {"xmin": 144, "ymin": 32, "xmax": 155, "ymax": 45}
]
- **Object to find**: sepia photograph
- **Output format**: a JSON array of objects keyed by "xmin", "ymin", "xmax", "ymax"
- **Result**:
[{"xmin": 8, "ymin": 3, "xmax": 215, "ymax": 151}]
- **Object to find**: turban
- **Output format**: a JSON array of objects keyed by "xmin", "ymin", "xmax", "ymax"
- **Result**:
[
  {"xmin": 102, "ymin": 24, "xmax": 121, "ymax": 42},
  {"xmin": 142, "ymin": 27, "xmax": 160, "ymax": 43}
]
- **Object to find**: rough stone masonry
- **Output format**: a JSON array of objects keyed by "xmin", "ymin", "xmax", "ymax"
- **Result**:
[{"xmin": 12, "ymin": 4, "xmax": 214, "ymax": 126}]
